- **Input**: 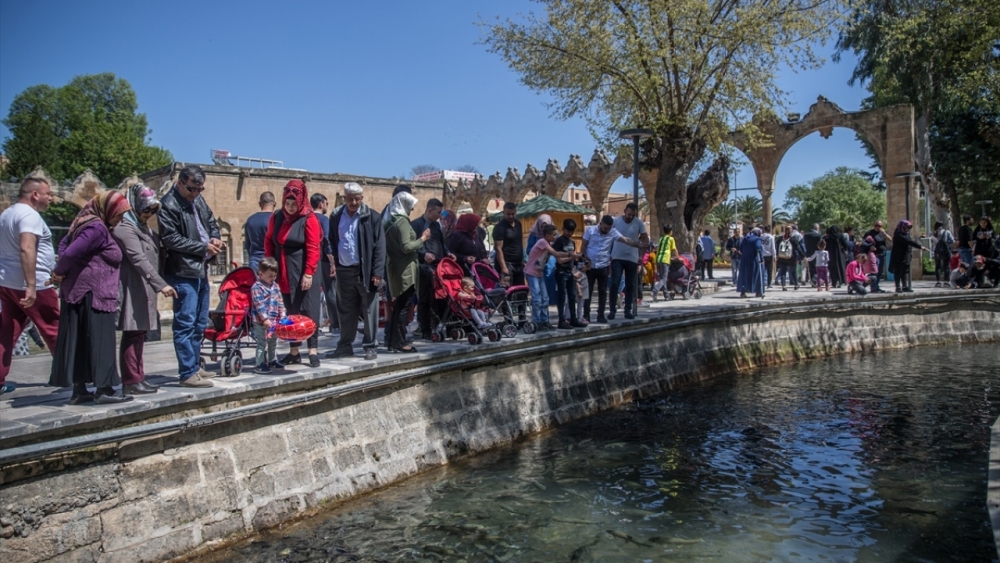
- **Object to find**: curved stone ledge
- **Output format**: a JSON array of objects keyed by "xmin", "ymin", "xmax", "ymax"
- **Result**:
[{"xmin": 0, "ymin": 295, "xmax": 998, "ymax": 562}]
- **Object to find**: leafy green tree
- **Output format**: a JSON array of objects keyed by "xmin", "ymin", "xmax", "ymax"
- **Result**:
[
  {"xmin": 836, "ymin": 0, "xmax": 1000, "ymax": 226},
  {"xmin": 784, "ymin": 167, "xmax": 886, "ymax": 230},
  {"xmin": 2, "ymin": 73, "xmax": 171, "ymax": 184},
  {"xmin": 481, "ymin": 0, "xmax": 840, "ymax": 251},
  {"xmin": 734, "ymin": 195, "xmax": 763, "ymax": 227}
]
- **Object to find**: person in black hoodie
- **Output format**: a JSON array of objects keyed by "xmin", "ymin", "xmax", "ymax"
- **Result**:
[{"xmin": 888, "ymin": 220, "xmax": 929, "ymax": 292}]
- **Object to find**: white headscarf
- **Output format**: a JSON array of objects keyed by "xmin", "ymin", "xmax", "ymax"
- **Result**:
[{"xmin": 385, "ymin": 192, "xmax": 418, "ymax": 218}]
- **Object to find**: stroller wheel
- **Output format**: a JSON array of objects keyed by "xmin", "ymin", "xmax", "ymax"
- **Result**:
[
  {"xmin": 522, "ymin": 321, "xmax": 537, "ymax": 334},
  {"xmin": 226, "ymin": 351, "xmax": 243, "ymax": 377},
  {"xmin": 221, "ymin": 350, "xmax": 233, "ymax": 377},
  {"xmin": 468, "ymin": 332, "xmax": 483, "ymax": 345},
  {"xmin": 502, "ymin": 323, "xmax": 518, "ymax": 338},
  {"xmin": 431, "ymin": 330, "xmax": 443, "ymax": 343},
  {"xmin": 450, "ymin": 328, "xmax": 461, "ymax": 340},
  {"xmin": 487, "ymin": 328, "xmax": 501, "ymax": 342},
  {"xmin": 693, "ymin": 289, "xmax": 704, "ymax": 300},
  {"xmin": 199, "ymin": 356, "xmax": 208, "ymax": 371}
]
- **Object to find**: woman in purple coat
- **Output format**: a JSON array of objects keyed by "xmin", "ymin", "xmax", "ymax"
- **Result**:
[{"xmin": 48, "ymin": 191, "xmax": 133, "ymax": 404}]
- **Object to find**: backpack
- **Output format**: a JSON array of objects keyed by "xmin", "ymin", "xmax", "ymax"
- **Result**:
[
  {"xmin": 778, "ymin": 237, "xmax": 793, "ymax": 259},
  {"xmin": 934, "ymin": 236, "xmax": 950, "ymax": 260}
]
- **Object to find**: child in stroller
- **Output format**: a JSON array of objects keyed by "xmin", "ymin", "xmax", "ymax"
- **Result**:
[
  {"xmin": 662, "ymin": 253, "xmax": 704, "ymax": 300},
  {"xmin": 458, "ymin": 277, "xmax": 493, "ymax": 330}
]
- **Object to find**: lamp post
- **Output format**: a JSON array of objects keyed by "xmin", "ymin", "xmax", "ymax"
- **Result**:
[
  {"xmin": 619, "ymin": 128, "xmax": 653, "ymax": 314},
  {"xmin": 975, "ymin": 200, "xmax": 993, "ymax": 217},
  {"xmin": 894, "ymin": 171, "xmax": 921, "ymax": 221}
]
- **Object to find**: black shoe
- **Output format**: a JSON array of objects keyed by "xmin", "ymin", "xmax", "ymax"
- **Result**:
[
  {"xmin": 254, "ymin": 362, "xmax": 272, "ymax": 374},
  {"xmin": 325, "ymin": 347, "xmax": 354, "ymax": 359},
  {"xmin": 558, "ymin": 321, "xmax": 573, "ymax": 330},
  {"xmin": 94, "ymin": 391, "xmax": 134, "ymax": 404},
  {"xmin": 268, "ymin": 359, "xmax": 284, "ymax": 369},
  {"xmin": 595, "ymin": 316, "xmax": 608, "ymax": 324},
  {"xmin": 124, "ymin": 381, "xmax": 158, "ymax": 395},
  {"xmin": 280, "ymin": 353, "xmax": 302, "ymax": 365},
  {"xmin": 536, "ymin": 323, "xmax": 554, "ymax": 331},
  {"xmin": 624, "ymin": 313, "xmax": 635, "ymax": 320},
  {"xmin": 902, "ymin": 287, "xmax": 914, "ymax": 293},
  {"xmin": 389, "ymin": 345, "xmax": 419, "ymax": 353},
  {"xmin": 69, "ymin": 391, "xmax": 95, "ymax": 405},
  {"xmin": 570, "ymin": 320, "xmax": 587, "ymax": 328},
  {"xmin": 308, "ymin": 354, "xmax": 321, "ymax": 367},
  {"xmin": 607, "ymin": 311, "xmax": 616, "ymax": 320},
  {"xmin": 364, "ymin": 349, "xmax": 378, "ymax": 361}
]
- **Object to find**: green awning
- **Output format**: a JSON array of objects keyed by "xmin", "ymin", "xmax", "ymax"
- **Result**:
[{"xmin": 486, "ymin": 194, "xmax": 594, "ymax": 222}]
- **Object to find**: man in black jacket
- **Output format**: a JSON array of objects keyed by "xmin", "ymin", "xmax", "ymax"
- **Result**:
[
  {"xmin": 410, "ymin": 198, "xmax": 451, "ymax": 340},
  {"xmin": 863, "ymin": 220, "xmax": 890, "ymax": 282},
  {"xmin": 325, "ymin": 182, "xmax": 386, "ymax": 361},
  {"xmin": 803, "ymin": 223, "xmax": 823, "ymax": 286},
  {"xmin": 159, "ymin": 165, "xmax": 223, "ymax": 388}
]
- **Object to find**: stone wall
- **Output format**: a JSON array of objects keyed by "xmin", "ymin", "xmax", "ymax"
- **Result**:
[{"xmin": 1, "ymin": 296, "xmax": 998, "ymax": 562}]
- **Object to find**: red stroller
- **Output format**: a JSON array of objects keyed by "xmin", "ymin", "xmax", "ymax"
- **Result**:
[
  {"xmin": 200, "ymin": 266, "xmax": 257, "ymax": 376},
  {"xmin": 470, "ymin": 262, "xmax": 535, "ymax": 336},
  {"xmin": 431, "ymin": 257, "xmax": 501, "ymax": 344}
]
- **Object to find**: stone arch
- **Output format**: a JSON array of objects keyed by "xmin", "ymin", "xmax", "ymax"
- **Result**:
[{"xmin": 729, "ymin": 96, "xmax": 914, "ymax": 236}]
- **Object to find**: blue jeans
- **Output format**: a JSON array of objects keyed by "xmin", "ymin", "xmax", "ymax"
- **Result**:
[
  {"xmin": 526, "ymin": 274, "xmax": 549, "ymax": 324},
  {"xmin": 959, "ymin": 248, "xmax": 973, "ymax": 267},
  {"xmin": 609, "ymin": 259, "xmax": 638, "ymax": 317},
  {"xmin": 167, "ymin": 275, "xmax": 210, "ymax": 379}
]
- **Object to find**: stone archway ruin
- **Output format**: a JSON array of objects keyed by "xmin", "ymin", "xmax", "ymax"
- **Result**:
[{"xmin": 729, "ymin": 96, "xmax": 916, "ymax": 234}]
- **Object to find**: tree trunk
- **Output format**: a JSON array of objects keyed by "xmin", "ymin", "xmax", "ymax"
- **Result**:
[
  {"xmin": 653, "ymin": 146, "xmax": 703, "ymax": 253},
  {"xmin": 914, "ymin": 112, "xmax": 951, "ymax": 226}
]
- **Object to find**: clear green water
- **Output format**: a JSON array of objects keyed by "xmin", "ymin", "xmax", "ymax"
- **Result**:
[{"xmin": 209, "ymin": 344, "xmax": 1000, "ymax": 562}]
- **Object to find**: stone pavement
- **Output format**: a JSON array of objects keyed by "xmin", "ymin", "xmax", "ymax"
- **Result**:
[{"xmin": 0, "ymin": 274, "xmax": 987, "ymax": 444}]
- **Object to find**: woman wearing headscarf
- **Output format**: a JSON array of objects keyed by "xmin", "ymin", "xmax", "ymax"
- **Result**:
[
  {"xmin": 888, "ymin": 219, "xmax": 928, "ymax": 293},
  {"xmin": 439, "ymin": 209, "xmax": 457, "ymax": 241},
  {"xmin": 264, "ymin": 180, "xmax": 322, "ymax": 367},
  {"xmin": 526, "ymin": 214, "xmax": 553, "ymax": 253},
  {"xmin": 112, "ymin": 184, "xmax": 177, "ymax": 395},
  {"xmin": 736, "ymin": 228, "xmax": 765, "ymax": 298},
  {"xmin": 823, "ymin": 225, "xmax": 847, "ymax": 288},
  {"xmin": 447, "ymin": 213, "xmax": 487, "ymax": 274},
  {"xmin": 49, "ymin": 191, "xmax": 133, "ymax": 404},
  {"xmin": 384, "ymin": 192, "xmax": 429, "ymax": 353}
]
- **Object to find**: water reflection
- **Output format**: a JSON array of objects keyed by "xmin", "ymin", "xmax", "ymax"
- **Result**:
[{"xmin": 207, "ymin": 344, "xmax": 1000, "ymax": 562}]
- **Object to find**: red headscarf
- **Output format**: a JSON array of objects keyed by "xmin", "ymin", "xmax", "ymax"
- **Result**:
[
  {"xmin": 66, "ymin": 191, "xmax": 131, "ymax": 243},
  {"xmin": 281, "ymin": 179, "xmax": 310, "ymax": 221},
  {"xmin": 456, "ymin": 213, "xmax": 480, "ymax": 236}
]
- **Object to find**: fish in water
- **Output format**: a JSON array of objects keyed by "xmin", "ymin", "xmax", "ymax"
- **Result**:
[
  {"xmin": 606, "ymin": 529, "xmax": 654, "ymax": 547},
  {"xmin": 569, "ymin": 535, "xmax": 602, "ymax": 561}
]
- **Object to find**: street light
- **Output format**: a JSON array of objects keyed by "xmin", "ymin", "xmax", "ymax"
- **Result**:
[
  {"xmin": 894, "ymin": 171, "xmax": 921, "ymax": 220},
  {"xmin": 619, "ymin": 127, "xmax": 654, "ymax": 314},
  {"xmin": 975, "ymin": 200, "xmax": 994, "ymax": 217},
  {"xmin": 619, "ymin": 128, "xmax": 654, "ymax": 206}
]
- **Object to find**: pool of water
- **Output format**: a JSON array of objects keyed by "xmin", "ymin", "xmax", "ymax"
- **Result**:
[{"xmin": 207, "ymin": 344, "xmax": 1000, "ymax": 562}]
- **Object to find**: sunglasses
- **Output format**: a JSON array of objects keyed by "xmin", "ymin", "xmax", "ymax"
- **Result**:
[
  {"xmin": 185, "ymin": 183, "xmax": 205, "ymax": 193},
  {"xmin": 141, "ymin": 206, "xmax": 160, "ymax": 215}
]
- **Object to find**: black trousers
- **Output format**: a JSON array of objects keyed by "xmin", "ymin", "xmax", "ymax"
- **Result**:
[
  {"xmin": 417, "ymin": 263, "xmax": 442, "ymax": 333},
  {"xmin": 763, "ymin": 256, "xmax": 774, "ymax": 286},
  {"xmin": 554, "ymin": 269, "xmax": 577, "ymax": 323},
  {"xmin": 584, "ymin": 266, "xmax": 609, "ymax": 320},
  {"xmin": 497, "ymin": 260, "xmax": 525, "ymax": 287},
  {"xmin": 320, "ymin": 260, "xmax": 338, "ymax": 330},
  {"xmin": 49, "ymin": 292, "xmax": 119, "ymax": 389},
  {"xmin": 609, "ymin": 259, "xmax": 638, "ymax": 317},
  {"xmin": 388, "ymin": 286, "xmax": 415, "ymax": 350},
  {"xmin": 335, "ymin": 265, "xmax": 380, "ymax": 352},
  {"xmin": 934, "ymin": 257, "xmax": 949, "ymax": 282}
]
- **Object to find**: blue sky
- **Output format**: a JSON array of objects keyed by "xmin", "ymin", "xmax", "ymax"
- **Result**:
[{"xmin": 0, "ymin": 0, "xmax": 873, "ymax": 210}]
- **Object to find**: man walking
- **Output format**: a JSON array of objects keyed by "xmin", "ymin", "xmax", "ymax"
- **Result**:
[
  {"xmin": 159, "ymin": 165, "xmax": 224, "ymax": 388},
  {"xmin": 699, "ymin": 230, "xmax": 715, "ymax": 279},
  {"xmin": 325, "ymin": 182, "xmax": 385, "ymax": 361},
  {"xmin": 493, "ymin": 202, "xmax": 524, "ymax": 286},
  {"xmin": 244, "ymin": 191, "xmax": 275, "ymax": 272},
  {"xmin": 957, "ymin": 214, "xmax": 975, "ymax": 266},
  {"xmin": 803, "ymin": 224, "xmax": 823, "ymax": 286},
  {"xmin": 312, "ymin": 193, "xmax": 338, "ymax": 334},
  {"xmin": 411, "ymin": 198, "xmax": 449, "ymax": 340},
  {"xmin": 608, "ymin": 203, "xmax": 648, "ymax": 320},
  {"xmin": 0, "ymin": 177, "xmax": 60, "ymax": 396},
  {"xmin": 725, "ymin": 229, "xmax": 742, "ymax": 285},
  {"xmin": 580, "ymin": 215, "xmax": 641, "ymax": 323}
]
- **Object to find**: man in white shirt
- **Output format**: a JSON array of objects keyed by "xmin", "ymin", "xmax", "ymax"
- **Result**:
[
  {"xmin": 0, "ymin": 177, "xmax": 60, "ymax": 395},
  {"xmin": 580, "ymin": 214, "xmax": 641, "ymax": 323},
  {"xmin": 608, "ymin": 203, "xmax": 649, "ymax": 320}
]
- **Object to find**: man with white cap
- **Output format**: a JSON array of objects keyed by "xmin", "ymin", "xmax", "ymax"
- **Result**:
[{"xmin": 325, "ymin": 182, "xmax": 385, "ymax": 361}]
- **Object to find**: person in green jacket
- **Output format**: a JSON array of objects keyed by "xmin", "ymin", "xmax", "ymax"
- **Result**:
[
  {"xmin": 652, "ymin": 225, "xmax": 676, "ymax": 300},
  {"xmin": 384, "ymin": 192, "xmax": 429, "ymax": 353}
]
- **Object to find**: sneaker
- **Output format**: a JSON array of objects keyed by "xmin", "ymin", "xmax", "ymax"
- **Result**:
[
  {"xmin": 179, "ymin": 373, "xmax": 214, "ymax": 388},
  {"xmin": 268, "ymin": 359, "xmax": 284, "ymax": 369},
  {"xmin": 254, "ymin": 363, "xmax": 271, "ymax": 374},
  {"xmin": 364, "ymin": 349, "xmax": 378, "ymax": 361},
  {"xmin": 557, "ymin": 321, "xmax": 573, "ymax": 330},
  {"xmin": 280, "ymin": 353, "xmax": 302, "ymax": 365},
  {"xmin": 0, "ymin": 383, "xmax": 15, "ymax": 396}
]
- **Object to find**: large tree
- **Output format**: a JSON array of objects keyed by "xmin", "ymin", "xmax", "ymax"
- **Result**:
[
  {"xmin": 784, "ymin": 167, "xmax": 886, "ymax": 230},
  {"xmin": 836, "ymin": 0, "xmax": 1000, "ymax": 227},
  {"xmin": 2, "ymin": 73, "xmax": 172, "ymax": 184},
  {"xmin": 481, "ymin": 0, "xmax": 841, "ymax": 250}
]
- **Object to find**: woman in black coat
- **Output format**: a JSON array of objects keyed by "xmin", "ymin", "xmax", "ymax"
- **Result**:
[
  {"xmin": 447, "ymin": 213, "xmax": 487, "ymax": 274},
  {"xmin": 888, "ymin": 220, "xmax": 928, "ymax": 293},
  {"xmin": 823, "ymin": 225, "xmax": 848, "ymax": 288}
]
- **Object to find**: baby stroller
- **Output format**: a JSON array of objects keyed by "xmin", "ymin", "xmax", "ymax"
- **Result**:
[
  {"xmin": 431, "ymin": 257, "xmax": 501, "ymax": 345},
  {"xmin": 200, "ymin": 266, "xmax": 257, "ymax": 376},
  {"xmin": 665, "ymin": 253, "xmax": 704, "ymax": 300},
  {"xmin": 471, "ymin": 261, "xmax": 535, "ymax": 336}
]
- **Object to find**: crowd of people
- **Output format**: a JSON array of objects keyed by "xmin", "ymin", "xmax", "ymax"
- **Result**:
[{"xmin": 1, "ymin": 168, "xmax": 998, "ymax": 401}]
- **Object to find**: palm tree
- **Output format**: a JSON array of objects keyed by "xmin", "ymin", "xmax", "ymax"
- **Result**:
[
  {"xmin": 734, "ymin": 195, "xmax": 763, "ymax": 227},
  {"xmin": 705, "ymin": 201, "xmax": 736, "ymax": 237},
  {"xmin": 771, "ymin": 207, "xmax": 793, "ymax": 226}
]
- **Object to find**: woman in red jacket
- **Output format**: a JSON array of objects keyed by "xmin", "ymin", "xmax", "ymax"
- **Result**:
[{"xmin": 264, "ymin": 180, "xmax": 322, "ymax": 367}]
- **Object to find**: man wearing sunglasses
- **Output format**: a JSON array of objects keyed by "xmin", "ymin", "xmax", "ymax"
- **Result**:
[{"xmin": 159, "ymin": 165, "xmax": 225, "ymax": 388}]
